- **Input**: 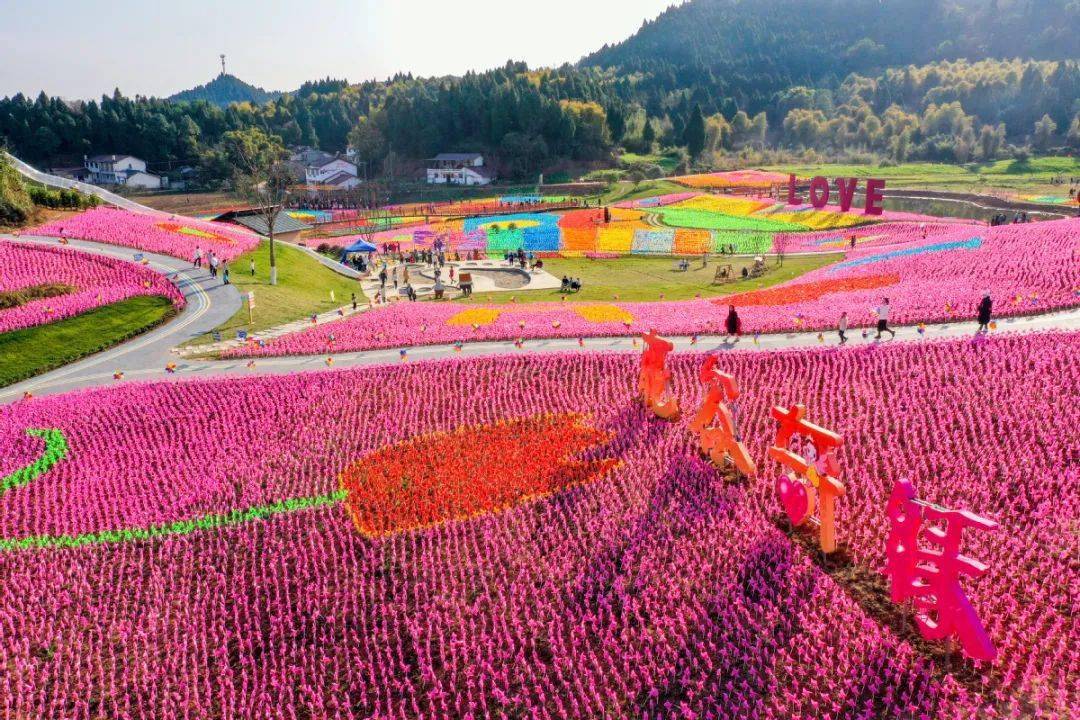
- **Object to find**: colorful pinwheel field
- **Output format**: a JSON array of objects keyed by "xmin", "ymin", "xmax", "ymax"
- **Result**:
[
  {"xmin": 0, "ymin": 331, "xmax": 1076, "ymax": 719},
  {"xmin": 672, "ymin": 169, "xmax": 793, "ymax": 189},
  {"xmin": 314, "ymin": 192, "xmax": 926, "ymax": 256},
  {"xmin": 29, "ymin": 206, "xmax": 261, "ymax": 261},
  {"xmin": 229, "ymin": 217, "xmax": 1080, "ymax": 356},
  {"xmin": 0, "ymin": 240, "xmax": 185, "ymax": 333}
]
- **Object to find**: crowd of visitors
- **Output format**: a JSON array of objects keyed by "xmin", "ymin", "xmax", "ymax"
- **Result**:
[{"xmin": 991, "ymin": 212, "xmax": 1032, "ymax": 225}]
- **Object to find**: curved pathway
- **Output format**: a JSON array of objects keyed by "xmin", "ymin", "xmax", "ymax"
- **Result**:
[
  {"xmin": 3, "ymin": 152, "xmax": 165, "ymax": 215},
  {"xmin": 2, "ymin": 232, "xmax": 1079, "ymax": 406},
  {"xmin": 167, "ymin": 304, "xmax": 1080, "ymax": 376},
  {"xmin": 0, "ymin": 235, "xmax": 241, "ymax": 403}
]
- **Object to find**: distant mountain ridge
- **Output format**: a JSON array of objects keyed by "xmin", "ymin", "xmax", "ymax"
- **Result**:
[
  {"xmin": 167, "ymin": 73, "xmax": 281, "ymax": 107},
  {"xmin": 580, "ymin": 0, "xmax": 1080, "ymax": 116}
]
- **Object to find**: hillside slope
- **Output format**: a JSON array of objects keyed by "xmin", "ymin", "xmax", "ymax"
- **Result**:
[
  {"xmin": 168, "ymin": 73, "xmax": 280, "ymax": 106},
  {"xmin": 581, "ymin": 0, "xmax": 1080, "ymax": 115}
]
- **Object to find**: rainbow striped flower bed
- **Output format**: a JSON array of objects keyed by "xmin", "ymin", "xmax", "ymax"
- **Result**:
[{"xmin": 229, "ymin": 218, "xmax": 1079, "ymax": 354}]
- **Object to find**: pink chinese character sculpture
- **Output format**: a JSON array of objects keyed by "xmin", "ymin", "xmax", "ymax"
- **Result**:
[
  {"xmin": 638, "ymin": 330, "xmax": 680, "ymax": 420},
  {"xmin": 768, "ymin": 404, "xmax": 845, "ymax": 553},
  {"xmin": 885, "ymin": 479, "xmax": 999, "ymax": 661},
  {"xmin": 690, "ymin": 356, "xmax": 756, "ymax": 476}
]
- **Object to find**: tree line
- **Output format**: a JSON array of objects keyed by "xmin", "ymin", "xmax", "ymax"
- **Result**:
[{"xmin": 1, "ymin": 1, "xmax": 1078, "ymax": 182}]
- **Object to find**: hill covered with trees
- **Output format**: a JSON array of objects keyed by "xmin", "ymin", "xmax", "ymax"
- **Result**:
[
  {"xmin": 1, "ymin": 0, "xmax": 1077, "ymax": 183},
  {"xmin": 582, "ymin": 0, "xmax": 1078, "ymax": 119},
  {"xmin": 167, "ymin": 73, "xmax": 280, "ymax": 107}
]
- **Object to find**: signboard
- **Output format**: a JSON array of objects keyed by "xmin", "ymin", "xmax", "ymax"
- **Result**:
[{"xmin": 788, "ymin": 174, "xmax": 885, "ymax": 216}]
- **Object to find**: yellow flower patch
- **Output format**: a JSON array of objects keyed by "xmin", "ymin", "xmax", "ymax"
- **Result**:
[
  {"xmin": 573, "ymin": 304, "xmax": 634, "ymax": 324},
  {"xmin": 447, "ymin": 308, "xmax": 503, "ymax": 326}
]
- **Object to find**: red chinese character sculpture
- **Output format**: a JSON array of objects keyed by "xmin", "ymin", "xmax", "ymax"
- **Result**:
[
  {"xmin": 638, "ymin": 330, "xmax": 680, "ymax": 419},
  {"xmin": 690, "ymin": 356, "xmax": 756, "ymax": 476},
  {"xmin": 885, "ymin": 479, "xmax": 998, "ymax": 661},
  {"xmin": 769, "ymin": 404, "xmax": 845, "ymax": 553}
]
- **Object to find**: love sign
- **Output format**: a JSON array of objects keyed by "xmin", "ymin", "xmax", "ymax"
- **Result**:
[{"xmin": 788, "ymin": 174, "xmax": 885, "ymax": 216}]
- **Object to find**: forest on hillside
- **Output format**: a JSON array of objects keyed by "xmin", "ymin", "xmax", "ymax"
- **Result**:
[{"xmin": 1, "ymin": 0, "xmax": 1077, "ymax": 183}]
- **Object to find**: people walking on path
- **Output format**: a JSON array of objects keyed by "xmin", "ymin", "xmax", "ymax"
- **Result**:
[
  {"xmin": 208, "ymin": 252, "xmax": 219, "ymax": 278},
  {"xmin": 725, "ymin": 305, "xmax": 741, "ymax": 339},
  {"xmin": 222, "ymin": 263, "xmax": 230, "ymax": 285},
  {"xmin": 875, "ymin": 298, "xmax": 896, "ymax": 340},
  {"xmin": 838, "ymin": 311, "xmax": 849, "ymax": 345},
  {"xmin": 193, "ymin": 246, "xmax": 203, "ymax": 268},
  {"xmin": 977, "ymin": 293, "xmax": 993, "ymax": 334}
]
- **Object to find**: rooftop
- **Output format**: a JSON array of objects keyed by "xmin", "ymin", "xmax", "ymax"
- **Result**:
[
  {"xmin": 215, "ymin": 210, "xmax": 311, "ymax": 236},
  {"xmin": 431, "ymin": 153, "xmax": 483, "ymax": 162},
  {"xmin": 88, "ymin": 154, "xmax": 140, "ymax": 163}
]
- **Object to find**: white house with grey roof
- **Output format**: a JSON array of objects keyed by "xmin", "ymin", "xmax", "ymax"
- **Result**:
[
  {"xmin": 83, "ymin": 154, "xmax": 163, "ymax": 189},
  {"xmin": 304, "ymin": 156, "xmax": 361, "ymax": 189},
  {"xmin": 426, "ymin": 153, "xmax": 493, "ymax": 186}
]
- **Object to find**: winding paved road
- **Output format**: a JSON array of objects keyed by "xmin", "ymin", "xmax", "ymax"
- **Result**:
[
  {"xmin": 3, "ymin": 152, "xmax": 165, "ymax": 214},
  {"xmin": 2, "ymin": 232, "xmax": 1079, "ymax": 406},
  {"xmin": 0, "ymin": 235, "xmax": 241, "ymax": 403}
]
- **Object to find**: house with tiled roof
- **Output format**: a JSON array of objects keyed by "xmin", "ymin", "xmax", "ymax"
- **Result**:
[
  {"xmin": 83, "ymin": 154, "xmax": 162, "ymax": 189},
  {"xmin": 304, "ymin": 156, "xmax": 361, "ymax": 189},
  {"xmin": 426, "ymin": 153, "xmax": 493, "ymax": 186}
]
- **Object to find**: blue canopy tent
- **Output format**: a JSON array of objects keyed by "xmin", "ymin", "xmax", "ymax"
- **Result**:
[
  {"xmin": 342, "ymin": 238, "xmax": 378, "ymax": 254},
  {"xmin": 339, "ymin": 238, "xmax": 378, "ymax": 269}
]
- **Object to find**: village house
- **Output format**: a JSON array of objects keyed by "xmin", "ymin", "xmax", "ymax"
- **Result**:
[
  {"xmin": 426, "ymin": 153, "xmax": 493, "ymax": 186},
  {"xmin": 83, "ymin": 154, "xmax": 163, "ymax": 189},
  {"xmin": 303, "ymin": 155, "xmax": 362, "ymax": 190}
]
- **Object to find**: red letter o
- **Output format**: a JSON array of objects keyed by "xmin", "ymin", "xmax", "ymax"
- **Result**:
[{"xmin": 809, "ymin": 176, "xmax": 830, "ymax": 209}]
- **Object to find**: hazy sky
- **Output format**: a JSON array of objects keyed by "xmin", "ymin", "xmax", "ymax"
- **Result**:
[{"xmin": 0, "ymin": 0, "xmax": 675, "ymax": 99}]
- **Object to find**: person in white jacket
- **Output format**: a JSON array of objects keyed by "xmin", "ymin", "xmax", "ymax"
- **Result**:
[{"xmin": 875, "ymin": 298, "xmax": 896, "ymax": 340}]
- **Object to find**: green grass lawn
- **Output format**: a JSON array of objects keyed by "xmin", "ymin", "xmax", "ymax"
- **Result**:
[
  {"xmin": 619, "ymin": 151, "xmax": 684, "ymax": 173},
  {"xmin": 457, "ymin": 253, "xmax": 841, "ymax": 305},
  {"xmin": 0, "ymin": 295, "xmax": 176, "ymax": 387},
  {"xmin": 187, "ymin": 240, "xmax": 364, "ymax": 344},
  {"xmin": 598, "ymin": 179, "xmax": 690, "ymax": 205},
  {"xmin": 766, "ymin": 156, "xmax": 1080, "ymax": 195},
  {"xmin": 654, "ymin": 207, "xmax": 803, "ymax": 233}
]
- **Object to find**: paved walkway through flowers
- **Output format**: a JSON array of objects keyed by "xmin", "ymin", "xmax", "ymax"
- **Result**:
[
  {"xmin": 3, "ymin": 231, "xmax": 1080, "ymax": 405},
  {"xmin": 0, "ymin": 234, "xmax": 241, "ymax": 403}
]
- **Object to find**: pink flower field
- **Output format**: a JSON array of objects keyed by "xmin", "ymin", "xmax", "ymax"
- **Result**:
[
  {"xmin": 230, "ymin": 218, "xmax": 1080, "ymax": 356},
  {"xmin": 773, "ymin": 218, "xmax": 988, "ymax": 253},
  {"xmin": 30, "ymin": 207, "xmax": 262, "ymax": 262},
  {"xmin": 0, "ymin": 333, "xmax": 1076, "ymax": 718},
  {"xmin": 0, "ymin": 240, "xmax": 185, "ymax": 333}
]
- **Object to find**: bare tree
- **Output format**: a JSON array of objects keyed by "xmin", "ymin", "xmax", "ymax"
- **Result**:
[
  {"xmin": 774, "ymin": 232, "xmax": 789, "ymax": 267},
  {"xmin": 223, "ymin": 128, "xmax": 290, "ymax": 285},
  {"xmin": 343, "ymin": 176, "xmax": 388, "ymax": 251}
]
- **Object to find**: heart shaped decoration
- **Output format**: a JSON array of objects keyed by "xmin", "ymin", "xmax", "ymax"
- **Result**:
[{"xmin": 776, "ymin": 473, "xmax": 814, "ymax": 526}]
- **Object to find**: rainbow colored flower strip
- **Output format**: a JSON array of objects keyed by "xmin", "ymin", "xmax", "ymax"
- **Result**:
[{"xmin": 830, "ymin": 237, "xmax": 983, "ymax": 271}]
